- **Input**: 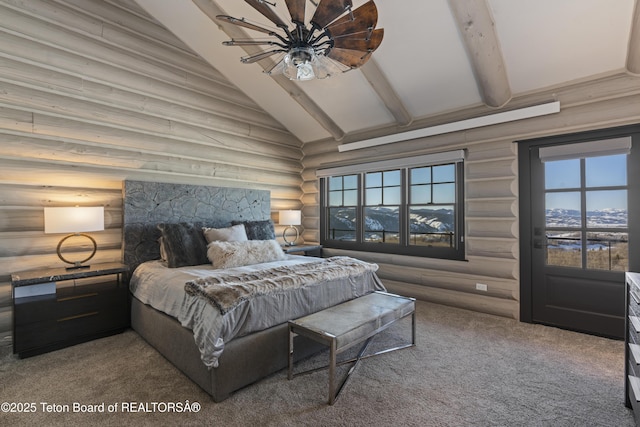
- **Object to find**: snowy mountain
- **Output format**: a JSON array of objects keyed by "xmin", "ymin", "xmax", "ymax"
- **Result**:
[
  {"xmin": 328, "ymin": 207, "xmax": 454, "ymax": 240},
  {"xmin": 546, "ymin": 208, "xmax": 627, "ymax": 228}
]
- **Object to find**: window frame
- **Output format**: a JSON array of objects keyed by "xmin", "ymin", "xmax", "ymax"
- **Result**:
[{"xmin": 318, "ymin": 153, "xmax": 466, "ymax": 260}]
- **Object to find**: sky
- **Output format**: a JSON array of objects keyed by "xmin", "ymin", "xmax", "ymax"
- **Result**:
[{"xmin": 544, "ymin": 154, "xmax": 627, "ymax": 211}]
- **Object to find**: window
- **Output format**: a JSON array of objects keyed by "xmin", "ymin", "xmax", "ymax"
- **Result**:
[
  {"xmin": 327, "ymin": 175, "xmax": 358, "ymax": 241},
  {"xmin": 318, "ymin": 151, "xmax": 465, "ymax": 260},
  {"xmin": 543, "ymin": 153, "xmax": 629, "ymax": 271},
  {"xmin": 364, "ymin": 170, "xmax": 401, "ymax": 243},
  {"xmin": 539, "ymin": 137, "xmax": 631, "ymax": 272}
]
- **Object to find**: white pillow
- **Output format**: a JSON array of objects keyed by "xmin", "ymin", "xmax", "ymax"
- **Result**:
[
  {"xmin": 202, "ymin": 224, "xmax": 248, "ymax": 243},
  {"xmin": 207, "ymin": 240, "xmax": 286, "ymax": 269}
]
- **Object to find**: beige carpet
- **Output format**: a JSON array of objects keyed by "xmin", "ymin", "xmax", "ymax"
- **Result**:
[{"xmin": 0, "ymin": 300, "xmax": 634, "ymax": 426}]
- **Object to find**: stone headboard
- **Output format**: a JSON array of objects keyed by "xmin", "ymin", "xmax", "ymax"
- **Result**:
[{"xmin": 122, "ymin": 180, "xmax": 271, "ymax": 279}]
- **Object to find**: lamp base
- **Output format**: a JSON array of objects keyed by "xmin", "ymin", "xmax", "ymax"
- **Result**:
[
  {"xmin": 65, "ymin": 263, "xmax": 92, "ymax": 271},
  {"xmin": 282, "ymin": 226, "xmax": 299, "ymax": 246},
  {"xmin": 57, "ymin": 233, "xmax": 98, "ymax": 269}
]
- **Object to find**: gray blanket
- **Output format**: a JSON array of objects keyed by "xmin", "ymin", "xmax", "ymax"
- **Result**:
[{"xmin": 184, "ymin": 256, "xmax": 379, "ymax": 315}]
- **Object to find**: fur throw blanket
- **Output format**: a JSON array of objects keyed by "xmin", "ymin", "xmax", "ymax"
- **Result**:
[{"xmin": 184, "ymin": 256, "xmax": 378, "ymax": 315}]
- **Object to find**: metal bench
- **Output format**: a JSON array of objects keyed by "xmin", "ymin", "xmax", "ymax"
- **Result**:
[{"xmin": 288, "ymin": 291, "xmax": 416, "ymax": 404}]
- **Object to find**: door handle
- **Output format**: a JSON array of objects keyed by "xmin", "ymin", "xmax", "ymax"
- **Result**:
[{"xmin": 533, "ymin": 239, "xmax": 547, "ymax": 249}]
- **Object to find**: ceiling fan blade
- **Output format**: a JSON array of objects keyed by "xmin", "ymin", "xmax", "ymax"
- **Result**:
[
  {"xmin": 327, "ymin": 47, "xmax": 373, "ymax": 68},
  {"xmin": 332, "ymin": 28, "xmax": 383, "ymax": 52},
  {"xmin": 285, "ymin": 0, "xmax": 306, "ymax": 24},
  {"xmin": 311, "ymin": 0, "xmax": 353, "ymax": 28},
  {"xmin": 326, "ymin": 0, "xmax": 378, "ymax": 37},
  {"xmin": 241, "ymin": 49, "xmax": 284, "ymax": 64},
  {"xmin": 223, "ymin": 39, "xmax": 286, "ymax": 48},
  {"xmin": 244, "ymin": 0, "xmax": 288, "ymax": 28},
  {"xmin": 216, "ymin": 15, "xmax": 277, "ymax": 36}
]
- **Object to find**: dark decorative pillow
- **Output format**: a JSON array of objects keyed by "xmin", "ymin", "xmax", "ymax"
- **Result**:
[
  {"xmin": 232, "ymin": 219, "xmax": 275, "ymax": 240},
  {"xmin": 157, "ymin": 223, "xmax": 208, "ymax": 268}
]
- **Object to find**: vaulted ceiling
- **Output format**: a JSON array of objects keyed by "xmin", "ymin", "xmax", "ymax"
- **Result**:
[{"xmin": 135, "ymin": 0, "xmax": 640, "ymax": 145}]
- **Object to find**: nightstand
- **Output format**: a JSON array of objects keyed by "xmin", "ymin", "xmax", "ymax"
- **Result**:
[
  {"xmin": 11, "ymin": 262, "xmax": 129, "ymax": 358},
  {"xmin": 283, "ymin": 244, "xmax": 322, "ymax": 257}
]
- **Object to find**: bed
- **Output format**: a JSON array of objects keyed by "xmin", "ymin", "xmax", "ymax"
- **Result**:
[{"xmin": 122, "ymin": 180, "xmax": 385, "ymax": 401}]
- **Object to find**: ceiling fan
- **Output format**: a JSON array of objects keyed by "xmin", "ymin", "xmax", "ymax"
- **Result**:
[{"xmin": 217, "ymin": 0, "xmax": 384, "ymax": 81}]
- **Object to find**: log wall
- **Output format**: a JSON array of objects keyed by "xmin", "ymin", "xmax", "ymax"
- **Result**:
[{"xmin": 0, "ymin": 0, "xmax": 304, "ymax": 349}]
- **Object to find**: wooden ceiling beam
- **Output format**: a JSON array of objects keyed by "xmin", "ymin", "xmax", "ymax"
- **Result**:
[
  {"xmin": 447, "ymin": 0, "xmax": 511, "ymax": 108},
  {"xmin": 360, "ymin": 59, "xmax": 413, "ymax": 127},
  {"xmin": 270, "ymin": 74, "xmax": 345, "ymax": 141},
  {"xmin": 627, "ymin": 0, "xmax": 640, "ymax": 75}
]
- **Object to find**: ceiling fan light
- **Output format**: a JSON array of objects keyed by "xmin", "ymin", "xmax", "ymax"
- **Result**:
[
  {"xmin": 265, "ymin": 56, "xmax": 286, "ymax": 76},
  {"xmin": 313, "ymin": 55, "xmax": 348, "ymax": 79},
  {"xmin": 296, "ymin": 61, "xmax": 316, "ymax": 80},
  {"xmin": 283, "ymin": 47, "xmax": 317, "ymax": 81}
]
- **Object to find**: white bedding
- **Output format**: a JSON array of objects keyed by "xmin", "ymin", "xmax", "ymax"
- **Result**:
[{"xmin": 129, "ymin": 256, "xmax": 385, "ymax": 368}]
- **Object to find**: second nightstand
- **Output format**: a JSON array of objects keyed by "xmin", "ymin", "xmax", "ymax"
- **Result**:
[
  {"xmin": 11, "ymin": 262, "xmax": 129, "ymax": 358},
  {"xmin": 283, "ymin": 244, "xmax": 322, "ymax": 257}
]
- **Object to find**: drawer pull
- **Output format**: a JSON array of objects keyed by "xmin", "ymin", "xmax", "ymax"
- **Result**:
[
  {"xmin": 57, "ymin": 311, "xmax": 99, "ymax": 322},
  {"xmin": 58, "ymin": 292, "xmax": 98, "ymax": 302},
  {"xmin": 631, "ymin": 316, "xmax": 640, "ymax": 334}
]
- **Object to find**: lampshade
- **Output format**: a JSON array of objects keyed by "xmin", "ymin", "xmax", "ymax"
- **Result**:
[
  {"xmin": 44, "ymin": 206, "xmax": 105, "ymax": 270},
  {"xmin": 44, "ymin": 207, "xmax": 104, "ymax": 234},
  {"xmin": 280, "ymin": 48, "xmax": 343, "ymax": 81},
  {"xmin": 279, "ymin": 210, "xmax": 301, "ymax": 226}
]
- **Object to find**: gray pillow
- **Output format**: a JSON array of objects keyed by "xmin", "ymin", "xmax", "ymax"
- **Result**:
[
  {"xmin": 157, "ymin": 222, "xmax": 208, "ymax": 268},
  {"xmin": 232, "ymin": 219, "xmax": 275, "ymax": 240}
]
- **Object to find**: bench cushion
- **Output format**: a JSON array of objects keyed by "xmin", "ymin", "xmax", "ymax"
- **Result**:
[{"xmin": 291, "ymin": 292, "xmax": 415, "ymax": 351}]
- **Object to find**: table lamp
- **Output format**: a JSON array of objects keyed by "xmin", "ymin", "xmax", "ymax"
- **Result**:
[{"xmin": 279, "ymin": 210, "xmax": 301, "ymax": 246}]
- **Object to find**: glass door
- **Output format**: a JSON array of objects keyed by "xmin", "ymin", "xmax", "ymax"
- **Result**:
[{"xmin": 523, "ymin": 132, "xmax": 638, "ymax": 339}]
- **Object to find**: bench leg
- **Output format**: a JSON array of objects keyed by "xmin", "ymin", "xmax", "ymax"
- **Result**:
[
  {"xmin": 329, "ymin": 339, "xmax": 336, "ymax": 404},
  {"xmin": 288, "ymin": 325, "xmax": 294, "ymax": 380},
  {"xmin": 412, "ymin": 310, "xmax": 416, "ymax": 345},
  {"xmin": 329, "ymin": 336, "xmax": 373, "ymax": 405}
]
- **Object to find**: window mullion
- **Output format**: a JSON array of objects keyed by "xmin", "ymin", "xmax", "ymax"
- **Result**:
[
  {"xmin": 580, "ymin": 158, "xmax": 587, "ymax": 269},
  {"xmin": 358, "ymin": 173, "xmax": 364, "ymax": 244},
  {"xmin": 400, "ymin": 168, "xmax": 408, "ymax": 246}
]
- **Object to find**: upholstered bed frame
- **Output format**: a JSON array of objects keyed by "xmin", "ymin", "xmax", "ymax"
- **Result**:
[{"xmin": 122, "ymin": 180, "xmax": 322, "ymax": 402}]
